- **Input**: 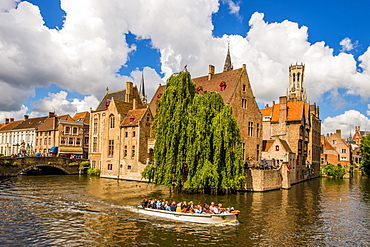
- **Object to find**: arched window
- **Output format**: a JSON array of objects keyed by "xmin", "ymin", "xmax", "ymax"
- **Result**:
[
  {"xmin": 110, "ymin": 115, "xmax": 115, "ymax": 128},
  {"xmin": 72, "ymin": 127, "xmax": 78, "ymax": 135},
  {"xmin": 293, "ymin": 73, "xmax": 296, "ymax": 82},
  {"xmin": 297, "ymin": 72, "xmax": 300, "ymax": 82},
  {"xmin": 275, "ymin": 145, "xmax": 279, "ymax": 151},
  {"xmin": 65, "ymin": 126, "xmax": 70, "ymax": 134}
]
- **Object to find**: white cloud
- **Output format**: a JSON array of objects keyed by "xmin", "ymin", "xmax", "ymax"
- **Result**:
[
  {"xmin": 0, "ymin": 0, "xmax": 370, "ymax": 134},
  {"xmin": 221, "ymin": 0, "xmax": 240, "ymax": 15},
  {"xmin": 0, "ymin": 105, "xmax": 29, "ymax": 123},
  {"xmin": 31, "ymin": 91, "xmax": 99, "ymax": 116},
  {"xmin": 322, "ymin": 110, "xmax": 370, "ymax": 138},
  {"xmin": 340, "ymin": 37, "xmax": 357, "ymax": 52}
]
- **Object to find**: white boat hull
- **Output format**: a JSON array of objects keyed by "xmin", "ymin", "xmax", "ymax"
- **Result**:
[{"xmin": 137, "ymin": 206, "xmax": 239, "ymax": 224}]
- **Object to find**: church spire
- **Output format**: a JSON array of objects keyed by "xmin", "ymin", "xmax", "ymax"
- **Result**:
[
  {"xmin": 139, "ymin": 70, "xmax": 147, "ymax": 104},
  {"xmin": 223, "ymin": 38, "xmax": 233, "ymax": 72}
]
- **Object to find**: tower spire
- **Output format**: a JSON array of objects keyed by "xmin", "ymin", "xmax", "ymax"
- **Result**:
[
  {"xmin": 223, "ymin": 37, "xmax": 233, "ymax": 72},
  {"xmin": 139, "ymin": 69, "xmax": 147, "ymax": 104}
]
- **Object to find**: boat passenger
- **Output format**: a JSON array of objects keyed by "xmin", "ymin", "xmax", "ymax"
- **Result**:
[
  {"xmin": 170, "ymin": 201, "xmax": 177, "ymax": 211},
  {"xmin": 156, "ymin": 199, "xmax": 163, "ymax": 209},
  {"xmin": 176, "ymin": 202, "xmax": 182, "ymax": 212},
  {"xmin": 194, "ymin": 205, "xmax": 203, "ymax": 214},
  {"xmin": 164, "ymin": 201, "xmax": 171, "ymax": 211},
  {"xmin": 218, "ymin": 203, "xmax": 225, "ymax": 214},
  {"xmin": 213, "ymin": 204, "xmax": 220, "ymax": 214},
  {"xmin": 209, "ymin": 202, "xmax": 215, "ymax": 212},
  {"xmin": 203, "ymin": 204, "xmax": 211, "ymax": 214},
  {"xmin": 142, "ymin": 198, "xmax": 148, "ymax": 208}
]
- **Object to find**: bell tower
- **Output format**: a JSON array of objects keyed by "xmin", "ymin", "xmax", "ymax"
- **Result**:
[{"xmin": 287, "ymin": 63, "xmax": 307, "ymax": 102}]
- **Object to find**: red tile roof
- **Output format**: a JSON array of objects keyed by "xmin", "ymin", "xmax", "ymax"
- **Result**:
[{"xmin": 121, "ymin": 108, "xmax": 147, "ymax": 126}]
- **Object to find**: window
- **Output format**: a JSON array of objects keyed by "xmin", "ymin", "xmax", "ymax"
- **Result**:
[
  {"xmin": 256, "ymin": 123, "xmax": 260, "ymax": 138},
  {"xmin": 132, "ymin": 145, "xmax": 135, "ymax": 157},
  {"xmin": 333, "ymin": 140, "xmax": 337, "ymax": 145},
  {"xmin": 293, "ymin": 73, "xmax": 296, "ymax": 82},
  {"xmin": 84, "ymin": 137, "xmax": 89, "ymax": 145},
  {"xmin": 48, "ymin": 131, "xmax": 51, "ymax": 136},
  {"xmin": 110, "ymin": 115, "xmax": 115, "ymax": 128},
  {"xmin": 93, "ymin": 116, "xmax": 98, "ymax": 134},
  {"xmin": 297, "ymin": 73, "xmax": 300, "ymax": 82},
  {"xmin": 125, "ymin": 132, "xmax": 128, "ymax": 138},
  {"xmin": 340, "ymin": 157, "xmax": 347, "ymax": 161},
  {"xmin": 108, "ymin": 140, "xmax": 114, "ymax": 157},
  {"xmin": 76, "ymin": 138, "xmax": 81, "ymax": 145},
  {"xmin": 275, "ymin": 145, "xmax": 279, "ymax": 151},
  {"xmin": 342, "ymin": 149, "xmax": 346, "ymax": 153},
  {"xmin": 48, "ymin": 138, "xmax": 51, "ymax": 145},
  {"xmin": 69, "ymin": 138, "xmax": 74, "ymax": 145},
  {"xmin": 72, "ymin": 127, "xmax": 78, "ymax": 135},
  {"xmin": 61, "ymin": 137, "xmax": 66, "ymax": 145},
  {"xmin": 248, "ymin": 122, "xmax": 253, "ymax": 137},
  {"xmin": 108, "ymin": 164, "xmax": 113, "ymax": 170},
  {"xmin": 133, "ymin": 131, "xmax": 136, "ymax": 137},
  {"xmin": 127, "ymin": 165, "xmax": 132, "ymax": 170},
  {"xmin": 124, "ymin": 145, "xmax": 127, "ymax": 157},
  {"xmin": 242, "ymin": 84, "xmax": 246, "ymax": 91},
  {"xmin": 65, "ymin": 126, "xmax": 70, "ymax": 134},
  {"xmin": 92, "ymin": 137, "xmax": 97, "ymax": 152},
  {"xmin": 36, "ymin": 139, "xmax": 38, "ymax": 145},
  {"xmin": 242, "ymin": 98, "xmax": 247, "ymax": 109},
  {"xmin": 44, "ymin": 138, "xmax": 47, "ymax": 145},
  {"xmin": 92, "ymin": 160, "xmax": 96, "ymax": 169}
]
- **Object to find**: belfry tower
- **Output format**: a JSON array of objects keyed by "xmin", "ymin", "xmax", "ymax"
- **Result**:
[{"xmin": 287, "ymin": 63, "xmax": 307, "ymax": 102}]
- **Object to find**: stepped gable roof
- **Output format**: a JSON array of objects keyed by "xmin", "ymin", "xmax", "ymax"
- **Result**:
[
  {"xmin": 0, "ymin": 120, "xmax": 23, "ymax": 131},
  {"xmin": 73, "ymin": 111, "xmax": 90, "ymax": 124},
  {"xmin": 270, "ymin": 101, "xmax": 305, "ymax": 122},
  {"xmin": 14, "ymin": 116, "xmax": 47, "ymax": 130},
  {"xmin": 121, "ymin": 108, "xmax": 147, "ymax": 126},
  {"xmin": 192, "ymin": 68, "xmax": 243, "ymax": 104},
  {"xmin": 260, "ymin": 106, "xmax": 273, "ymax": 117},
  {"xmin": 96, "ymin": 89, "xmax": 126, "ymax": 111},
  {"xmin": 149, "ymin": 85, "xmax": 166, "ymax": 115},
  {"xmin": 59, "ymin": 114, "xmax": 74, "ymax": 121}
]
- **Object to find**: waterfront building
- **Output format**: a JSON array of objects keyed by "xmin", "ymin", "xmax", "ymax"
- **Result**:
[
  {"xmin": 321, "ymin": 129, "xmax": 351, "ymax": 166},
  {"xmin": 0, "ymin": 118, "xmax": 24, "ymax": 156},
  {"xmin": 35, "ymin": 112, "xmax": 90, "ymax": 158},
  {"xmin": 260, "ymin": 64, "xmax": 321, "ymax": 184},
  {"xmin": 89, "ymin": 81, "xmax": 152, "ymax": 180}
]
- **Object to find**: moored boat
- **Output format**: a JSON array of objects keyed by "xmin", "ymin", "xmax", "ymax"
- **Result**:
[{"xmin": 137, "ymin": 206, "xmax": 239, "ymax": 224}]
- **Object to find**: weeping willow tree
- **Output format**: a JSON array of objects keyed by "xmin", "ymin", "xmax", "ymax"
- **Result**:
[{"xmin": 142, "ymin": 71, "xmax": 244, "ymax": 194}]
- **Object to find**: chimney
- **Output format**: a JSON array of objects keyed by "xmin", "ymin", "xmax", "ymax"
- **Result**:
[
  {"xmin": 265, "ymin": 104, "xmax": 269, "ymax": 108},
  {"xmin": 133, "ymin": 98, "xmax": 137, "ymax": 110},
  {"xmin": 336, "ymin": 129, "xmax": 341, "ymax": 138},
  {"xmin": 5, "ymin": 118, "xmax": 9, "ymax": 124},
  {"xmin": 208, "ymin": 65, "xmax": 215, "ymax": 80},
  {"xmin": 279, "ymin": 96, "xmax": 287, "ymax": 122},
  {"xmin": 24, "ymin": 115, "xmax": 29, "ymax": 120},
  {"xmin": 10, "ymin": 118, "xmax": 14, "ymax": 122},
  {"xmin": 242, "ymin": 64, "xmax": 246, "ymax": 70},
  {"xmin": 49, "ymin": 112, "xmax": 56, "ymax": 117},
  {"xmin": 125, "ymin": 81, "xmax": 133, "ymax": 103}
]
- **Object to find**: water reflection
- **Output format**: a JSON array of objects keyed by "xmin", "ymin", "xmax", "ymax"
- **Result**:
[{"xmin": 1, "ymin": 175, "xmax": 370, "ymax": 246}]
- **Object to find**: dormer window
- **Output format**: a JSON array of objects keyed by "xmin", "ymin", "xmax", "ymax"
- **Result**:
[
  {"xmin": 220, "ymin": 81, "xmax": 226, "ymax": 91},
  {"xmin": 129, "ymin": 115, "xmax": 135, "ymax": 123},
  {"xmin": 275, "ymin": 145, "xmax": 279, "ymax": 151}
]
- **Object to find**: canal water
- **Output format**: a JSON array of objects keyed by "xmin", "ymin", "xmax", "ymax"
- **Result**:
[{"xmin": 1, "ymin": 175, "xmax": 370, "ymax": 246}]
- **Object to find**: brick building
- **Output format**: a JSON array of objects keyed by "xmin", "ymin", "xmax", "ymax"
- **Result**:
[
  {"xmin": 260, "ymin": 64, "xmax": 321, "ymax": 184},
  {"xmin": 321, "ymin": 130, "xmax": 351, "ymax": 166},
  {"xmin": 89, "ymin": 82, "xmax": 153, "ymax": 180}
]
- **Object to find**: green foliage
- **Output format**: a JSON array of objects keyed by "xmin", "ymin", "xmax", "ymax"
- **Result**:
[
  {"xmin": 0, "ymin": 160, "xmax": 11, "ymax": 167},
  {"xmin": 11, "ymin": 162, "xmax": 18, "ymax": 167},
  {"xmin": 143, "ymin": 71, "xmax": 244, "ymax": 193},
  {"xmin": 360, "ymin": 134, "xmax": 370, "ymax": 177},
  {"xmin": 69, "ymin": 162, "xmax": 79, "ymax": 166},
  {"xmin": 0, "ymin": 154, "xmax": 3, "ymax": 157},
  {"xmin": 87, "ymin": 168, "xmax": 100, "ymax": 176},
  {"xmin": 81, "ymin": 161, "xmax": 90, "ymax": 167},
  {"xmin": 322, "ymin": 163, "xmax": 346, "ymax": 178}
]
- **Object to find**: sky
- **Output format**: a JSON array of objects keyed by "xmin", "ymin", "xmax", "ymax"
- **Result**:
[{"xmin": 1, "ymin": 0, "xmax": 370, "ymax": 138}]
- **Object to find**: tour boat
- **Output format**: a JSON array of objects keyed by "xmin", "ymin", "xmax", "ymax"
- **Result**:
[{"xmin": 137, "ymin": 206, "xmax": 239, "ymax": 224}]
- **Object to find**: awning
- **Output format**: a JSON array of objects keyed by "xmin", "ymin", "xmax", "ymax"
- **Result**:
[
  {"xmin": 50, "ymin": 146, "xmax": 58, "ymax": 153},
  {"xmin": 58, "ymin": 146, "xmax": 84, "ymax": 154}
]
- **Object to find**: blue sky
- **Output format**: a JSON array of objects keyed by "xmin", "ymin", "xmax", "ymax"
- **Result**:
[{"xmin": 1, "ymin": 0, "xmax": 370, "ymax": 137}]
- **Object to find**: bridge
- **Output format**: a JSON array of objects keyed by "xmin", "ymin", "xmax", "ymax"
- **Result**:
[{"xmin": 0, "ymin": 157, "xmax": 85, "ymax": 177}]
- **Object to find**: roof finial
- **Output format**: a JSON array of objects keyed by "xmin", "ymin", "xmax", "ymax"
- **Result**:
[
  {"xmin": 223, "ymin": 36, "xmax": 233, "ymax": 72},
  {"xmin": 106, "ymin": 87, "xmax": 109, "ymax": 92}
]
